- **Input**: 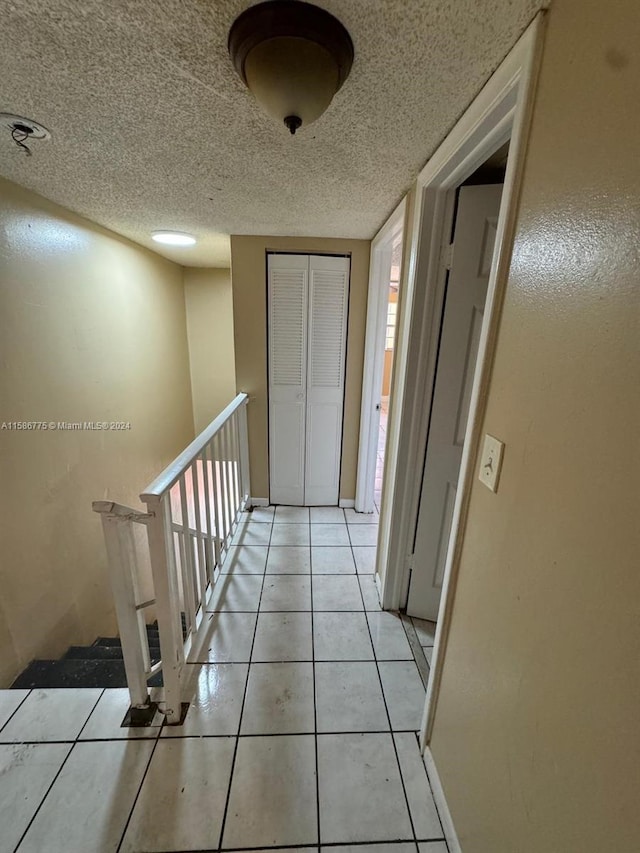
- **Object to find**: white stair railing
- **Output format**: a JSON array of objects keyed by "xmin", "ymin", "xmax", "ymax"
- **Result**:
[{"xmin": 93, "ymin": 393, "xmax": 251, "ymax": 724}]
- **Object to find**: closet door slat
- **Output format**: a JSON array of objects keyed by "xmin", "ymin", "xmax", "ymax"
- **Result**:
[
  {"xmin": 268, "ymin": 254, "xmax": 309, "ymax": 505},
  {"xmin": 305, "ymin": 255, "xmax": 350, "ymax": 505}
]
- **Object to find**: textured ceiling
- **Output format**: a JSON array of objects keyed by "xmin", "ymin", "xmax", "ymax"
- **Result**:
[{"xmin": 0, "ymin": 0, "xmax": 542, "ymax": 267}]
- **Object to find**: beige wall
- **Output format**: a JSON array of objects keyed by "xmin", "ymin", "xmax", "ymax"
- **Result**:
[
  {"xmin": 0, "ymin": 178, "xmax": 194, "ymax": 686},
  {"xmin": 429, "ymin": 1, "xmax": 640, "ymax": 850},
  {"xmin": 230, "ymin": 236, "xmax": 370, "ymax": 501},
  {"xmin": 184, "ymin": 267, "xmax": 236, "ymax": 432}
]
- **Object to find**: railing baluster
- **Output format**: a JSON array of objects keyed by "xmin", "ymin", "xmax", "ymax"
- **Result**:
[
  {"xmin": 200, "ymin": 446, "xmax": 216, "ymax": 581},
  {"xmin": 190, "ymin": 460, "xmax": 207, "ymax": 612},
  {"xmin": 222, "ymin": 421, "xmax": 235, "ymax": 536},
  {"xmin": 207, "ymin": 439, "xmax": 223, "ymax": 569},
  {"xmin": 178, "ymin": 475, "xmax": 197, "ymax": 634},
  {"xmin": 144, "ymin": 493, "xmax": 184, "ymax": 724},
  {"xmin": 217, "ymin": 429, "xmax": 230, "ymax": 549},
  {"xmin": 175, "ymin": 529, "xmax": 190, "ymax": 635}
]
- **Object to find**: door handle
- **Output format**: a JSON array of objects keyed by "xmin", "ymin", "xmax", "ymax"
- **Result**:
[
  {"xmin": 296, "ymin": 393, "xmax": 305, "ymax": 401},
  {"xmin": 376, "ymin": 404, "xmax": 381, "ymax": 411}
]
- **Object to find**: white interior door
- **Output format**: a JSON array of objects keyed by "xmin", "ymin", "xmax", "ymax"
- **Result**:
[
  {"xmin": 268, "ymin": 253, "xmax": 350, "ymax": 506},
  {"xmin": 268, "ymin": 254, "xmax": 308, "ymax": 506},
  {"xmin": 305, "ymin": 255, "xmax": 350, "ymax": 505},
  {"xmin": 407, "ymin": 184, "xmax": 503, "ymax": 620}
]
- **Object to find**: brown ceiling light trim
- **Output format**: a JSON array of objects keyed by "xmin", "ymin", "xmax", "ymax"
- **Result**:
[{"xmin": 228, "ymin": 1, "xmax": 354, "ymax": 134}]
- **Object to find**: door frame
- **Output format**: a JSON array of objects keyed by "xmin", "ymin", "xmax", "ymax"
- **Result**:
[
  {"xmin": 355, "ymin": 198, "xmax": 406, "ymax": 513},
  {"xmin": 407, "ymin": 182, "xmax": 505, "ymax": 621},
  {"xmin": 375, "ymin": 15, "xmax": 546, "ymax": 748}
]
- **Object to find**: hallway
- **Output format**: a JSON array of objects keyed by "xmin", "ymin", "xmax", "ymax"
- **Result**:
[{"xmin": 0, "ymin": 507, "xmax": 446, "ymax": 853}]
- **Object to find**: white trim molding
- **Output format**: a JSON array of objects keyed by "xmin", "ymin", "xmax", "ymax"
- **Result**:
[
  {"xmin": 355, "ymin": 198, "xmax": 406, "ymax": 514},
  {"xmin": 250, "ymin": 496, "xmax": 270, "ymax": 507},
  {"xmin": 375, "ymin": 13, "xmax": 547, "ymax": 747},
  {"xmin": 424, "ymin": 748, "xmax": 463, "ymax": 853}
]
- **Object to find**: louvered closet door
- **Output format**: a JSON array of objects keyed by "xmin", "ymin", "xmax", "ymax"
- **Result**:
[
  {"xmin": 268, "ymin": 254, "xmax": 308, "ymax": 505},
  {"xmin": 304, "ymin": 255, "xmax": 350, "ymax": 505}
]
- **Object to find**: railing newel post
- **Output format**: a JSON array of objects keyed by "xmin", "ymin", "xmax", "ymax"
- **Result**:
[
  {"xmin": 143, "ymin": 493, "xmax": 184, "ymax": 724},
  {"xmin": 238, "ymin": 399, "xmax": 252, "ymax": 509},
  {"xmin": 95, "ymin": 510, "xmax": 149, "ymax": 710}
]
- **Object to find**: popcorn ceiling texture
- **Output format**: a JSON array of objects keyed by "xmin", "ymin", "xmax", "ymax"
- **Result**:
[{"xmin": 0, "ymin": 0, "xmax": 542, "ymax": 267}]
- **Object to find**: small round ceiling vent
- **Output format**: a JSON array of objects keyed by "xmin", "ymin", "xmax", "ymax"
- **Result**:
[{"xmin": 0, "ymin": 113, "xmax": 51, "ymax": 156}]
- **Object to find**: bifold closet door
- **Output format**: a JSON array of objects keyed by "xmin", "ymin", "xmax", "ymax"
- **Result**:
[
  {"xmin": 304, "ymin": 254, "xmax": 350, "ymax": 505},
  {"xmin": 268, "ymin": 253, "xmax": 350, "ymax": 506},
  {"xmin": 268, "ymin": 254, "xmax": 308, "ymax": 506}
]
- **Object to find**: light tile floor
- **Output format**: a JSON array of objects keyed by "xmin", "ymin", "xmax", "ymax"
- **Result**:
[{"xmin": 0, "ymin": 509, "xmax": 448, "ymax": 853}]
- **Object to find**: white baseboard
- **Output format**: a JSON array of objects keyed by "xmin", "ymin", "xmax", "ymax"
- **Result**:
[
  {"xmin": 424, "ymin": 747, "xmax": 462, "ymax": 853},
  {"xmin": 252, "ymin": 497, "xmax": 356, "ymax": 509}
]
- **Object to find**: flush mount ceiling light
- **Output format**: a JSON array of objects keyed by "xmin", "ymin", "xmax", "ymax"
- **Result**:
[
  {"xmin": 228, "ymin": 0, "xmax": 354, "ymax": 135},
  {"xmin": 152, "ymin": 231, "xmax": 197, "ymax": 246}
]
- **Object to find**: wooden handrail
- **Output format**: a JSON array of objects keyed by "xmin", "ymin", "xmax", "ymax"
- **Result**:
[{"xmin": 140, "ymin": 393, "xmax": 248, "ymax": 502}]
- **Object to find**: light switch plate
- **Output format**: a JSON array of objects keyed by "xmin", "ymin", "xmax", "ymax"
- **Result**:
[{"xmin": 479, "ymin": 434, "xmax": 504, "ymax": 492}]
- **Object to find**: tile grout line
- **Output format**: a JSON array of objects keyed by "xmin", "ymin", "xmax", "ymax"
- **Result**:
[
  {"xmin": 206, "ymin": 607, "xmax": 379, "ymax": 614},
  {"xmin": 47, "ymin": 727, "xmax": 426, "ymax": 743},
  {"xmin": 220, "ymin": 572, "xmax": 371, "ymax": 577},
  {"xmin": 147, "ymin": 838, "xmax": 446, "ymax": 853},
  {"xmin": 0, "ymin": 687, "xmax": 32, "ymax": 735},
  {"xmin": 75, "ymin": 687, "xmax": 107, "ymax": 740},
  {"xmin": 12, "ymin": 740, "xmax": 76, "ymax": 851},
  {"xmin": 185, "ymin": 657, "xmax": 411, "ymax": 666},
  {"xmin": 310, "ymin": 509, "xmax": 321, "ymax": 853},
  {"xmin": 115, "ymin": 727, "xmax": 162, "ymax": 852},
  {"xmin": 346, "ymin": 519, "xmax": 420, "ymax": 846},
  {"xmin": 216, "ymin": 517, "xmax": 273, "ymax": 851}
]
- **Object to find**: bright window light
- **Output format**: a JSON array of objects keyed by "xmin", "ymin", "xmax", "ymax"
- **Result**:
[{"xmin": 152, "ymin": 231, "xmax": 196, "ymax": 246}]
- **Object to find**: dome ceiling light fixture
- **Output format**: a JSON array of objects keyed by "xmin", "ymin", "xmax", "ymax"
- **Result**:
[
  {"xmin": 152, "ymin": 231, "xmax": 197, "ymax": 246},
  {"xmin": 228, "ymin": 0, "xmax": 354, "ymax": 135}
]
